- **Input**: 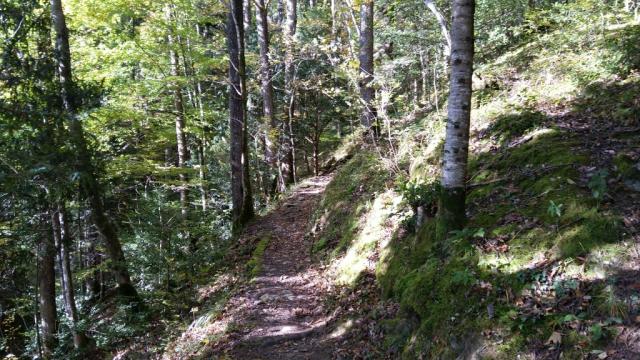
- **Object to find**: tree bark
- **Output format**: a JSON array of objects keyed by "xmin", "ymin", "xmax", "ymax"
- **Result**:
[
  {"xmin": 438, "ymin": 0, "xmax": 475, "ymax": 236},
  {"xmin": 313, "ymin": 112, "xmax": 320, "ymax": 176},
  {"xmin": 276, "ymin": 0, "xmax": 285, "ymax": 24},
  {"xmin": 414, "ymin": 59, "xmax": 423, "ymax": 107},
  {"xmin": 243, "ymin": 0, "xmax": 252, "ymax": 34},
  {"xmin": 423, "ymin": 0, "xmax": 452, "ymax": 57},
  {"xmin": 52, "ymin": 207, "xmax": 90, "ymax": 349},
  {"xmin": 330, "ymin": 0, "xmax": 338, "ymax": 47},
  {"xmin": 256, "ymin": 0, "xmax": 278, "ymax": 171},
  {"xmin": 279, "ymin": 0, "xmax": 297, "ymax": 190},
  {"xmin": 228, "ymin": 0, "xmax": 254, "ymax": 232},
  {"xmin": 49, "ymin": 0, "xmax": 139, "ymax": 300},
  {"xmin": 38, "ymin": 218, "xmax": 57, "ymax": 359},
  {"xmin": 358, "ymin": 0, "xmax": 377, "ymax": 134},
  {"xmin": 419, "ymin": 51, "xmax": 430, "ymax": 104}
]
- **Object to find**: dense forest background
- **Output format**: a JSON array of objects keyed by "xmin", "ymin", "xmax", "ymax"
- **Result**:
[{"xmin": 1, "ymin": 0, "xmax": 639, "ymax": 358}]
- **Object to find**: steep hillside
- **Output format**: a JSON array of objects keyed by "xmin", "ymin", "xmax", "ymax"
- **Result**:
[{"xmin": 309, "ymin": 4, "xmax": 640, "ymax": 358}]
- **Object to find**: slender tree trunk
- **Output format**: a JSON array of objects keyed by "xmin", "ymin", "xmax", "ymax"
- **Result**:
[
  {"xmin": 433, "ymin": 51, "xmax": 440, "ymax": 113},
  {"xmin": 438, "ymin": 0, "xmax": 475, "ymax": 236},
  {"xmin": 166, "ymin": 5, "xmax": 189, "ymax": 220},
  {"xmin": 331, "ymin": 0, "xmax": 337, "ymax": 44},
  {"xmin": 49, "ymin": 0, "xmax": 139, "ymax": 300},
  {"xmin": 358, "ymin": 0, "xmax": 377, "ymax": 134},
  {"xmin": 84, "ymin": 224, "xmax": 101, "ymax": 299},
  {"xmin": 52, "ymin": 207, "xmax": 89, "ymax": 349},
  {"xmin": 255, "ymin": 0, "xmax": 280, "ymax": 194},
  {"xmin": 313, "ymin": 113, "xmax": 320, "ymax": 176},
  {"xmin": 197, "ymin": 140, "xmax": 207, "ymax": 211},
  {"xmin": 34, "ymin": 259, "xmax": 43, "ymax": 359},
  {"xmin": 423, "ymin": 0, "xmax": 452, "ymax": 57},
  {"xmin": 420, "ymin": 51, "xmax": 429, "ymax": 104},
  {"xmin": 256, "ymin": 0, "xmax": 277, "ymax": 169},
  {"xmin": 228, "ymin": 0, "xmax": 254, "ymax": 232},
  {"xmin": 414, "ymin": 61, "xmax": 423, "ymax": 107},
  {"xmin": 279, "ymin": 0, "xmax": 297, "ymax": 190},
  {"xmin": 276, "ymin": 0, "xmax": 285, "ymax": 24},
  {"xmin": 243, "ymin": 0, "xmax": 252, "ymax": 34},
  {"xmin": 38, "ymin": 218, "xmax": 57, "ymax": 358}
]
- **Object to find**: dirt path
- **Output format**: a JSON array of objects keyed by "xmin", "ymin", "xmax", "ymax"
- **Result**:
[{"xmin": 216, "ymin": 175, "xmax": 337, "ymax": 359}]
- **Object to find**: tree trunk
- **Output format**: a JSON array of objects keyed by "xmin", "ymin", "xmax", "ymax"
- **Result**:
[
  {"xmin": 243, "ymin": 0, "xmax": 252, "ymax": 34},
  {"xmin": 414, "ymin": 60, "xmax": 423, "ymax": 107},
  {"xmin": 279, "ymin": 0, "xmax": 297, "ymax": 190},
  {"xmin": 197, "ymin": 140, "xmax": 207, "ymax": 211},
  {"xmin": 313, "ymin": 114, "xmax": 320, "ymax": 176},
  {"xmin": 166, "ymin": 5, "xmax": 189, "ymax": 220},
  {"xmin": 433, "ymin": 51, "xmax": 440, "ymax": 113},
  {"xmin": 39, "ymin": 219, "xmax": 57, "ymax": 359},
  {"xmin": 419, "ymin": 51, "xmax": 429, "ymax": 104},
  {"xmin": 358, "ymin": 0, "xmax": 377, "ymax": 134},
  {"xmin": 276, "ymin": 0, "xmax": 285, "ymax": 24},
  {"xmin": 84, "ymin": 224, "xmax": 102, "ymax": 299},
  {"xmin": 438, "ymin": 0, "xmax": 475, "ymax": 237},
  {"xmin": 34, "ymin": 281, "xmax": 43, "ymax": 359},
  {"xmin": 49, "ymin": 0, "xmax": 139, "ymax": 300},
  {"xmin": 423, "ymin": 0, "xmax": 452, "ymax": 57},
  {"xmin": 52, "ymin": 207, "xmax": 90, "ymax": 349},
  {"xmin": 256, "ymin": 0, "xmax": 277, "ymax": 171},
  {"xmin": 330, "ymin": 0, "xmax": 338, "ymax": 52},
  {"xmin": 228, "ymin": 0, "xmax": 254, "ymax": 232}
]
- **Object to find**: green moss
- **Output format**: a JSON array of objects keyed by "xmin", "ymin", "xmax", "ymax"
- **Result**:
[
  {"xmin": 377, "ymin": 221, "xmax": 437, "ymax": 298},
  {"xmin": 322, "ymin": 6, "xmax": 638, "ymax": 358},
  {"xmin": 310, "ymin": 151, "xmax": 389, "ymax": 259},
  {"xmin": 574, "ymin": 74, "xmax": 640, "ymax": 125},
  {"xmin": 555, "ymin": 213, "xmax": 622, "ymax": 258},
  {"xmin": 378, "ymin": 112, "xmax": 624, "ymax": 357},
  {"xmin": 246, "ymin": 236, "xmax": 270, "ymax": 278},
  {"xmin": 486, "ymin": 108, "xmax": 548, "ymax": 144},
  {"xmin": 311, "ymin": 236, "xmax": 328, "ymax": 253},
  {"xmin": 377, "ymin": 219, "xmax": 487, "ymax": 357}
]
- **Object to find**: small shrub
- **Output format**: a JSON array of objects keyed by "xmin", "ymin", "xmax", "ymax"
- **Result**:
[
  {"xmin": 397, "ymin": 178, "xmax": 441, "ymax": 216},
  {"xmin": 588, "ymin": 169, "xmax": 609, "ymax": 205}
]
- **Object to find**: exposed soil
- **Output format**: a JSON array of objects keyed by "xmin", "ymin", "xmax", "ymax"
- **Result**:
[{"xmin": 207, "ymin": 175, "xmax": 340, "ymax": 359}]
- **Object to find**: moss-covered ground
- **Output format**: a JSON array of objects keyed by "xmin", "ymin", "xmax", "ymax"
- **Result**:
[{"xmin": 309, "ymin": 3, "xmax": 640, "ymax": 358}]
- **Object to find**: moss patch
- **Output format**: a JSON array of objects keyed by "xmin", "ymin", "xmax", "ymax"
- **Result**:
[
  {"xmin": 246, "ymin": 236, "xmax": 270, "ymax": 278},
  {"xmin": 309, "ymin": 151, "xmax": 390, "ymax": 259}
]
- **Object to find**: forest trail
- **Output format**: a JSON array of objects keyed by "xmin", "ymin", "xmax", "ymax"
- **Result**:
[{"xmin": 213, "ymin": 175, "xmax": 337, "ymax": 359}]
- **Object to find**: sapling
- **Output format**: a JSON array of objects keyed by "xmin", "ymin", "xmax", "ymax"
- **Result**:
[
  {"xmin": 548, "ymin": 200, "xmax": 563, "ymax": 232},
  {"xmin": 588, "ymin": 169, "xmax": 609, "ymax": 209}
]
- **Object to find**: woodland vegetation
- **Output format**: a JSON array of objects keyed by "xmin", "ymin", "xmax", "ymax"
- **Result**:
[{"xmin": 1, "ymin": 0, "xmax": 639, "ymax": 358}]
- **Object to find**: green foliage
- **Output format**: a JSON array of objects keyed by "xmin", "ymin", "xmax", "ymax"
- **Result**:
[
  {"xmin": 547, "ymin": 200, "xmax": 563, "ymax": 219},
  {"xmin": 601, "ymin": 24, "xmax": 640, "ymax": 77},
  {"xmin": 3, "ymin": 0, "xmax": 639, "ymax": 357},
  {"xmin": 588, "ymin": 169, "xmax": 609, "ymax": 202},
  {"xmin": 396, "ymin": 178, "xmax": 441, "ymax": 210},
  {"xmin": 91, "ymin": 302, "xmax": 150, "ymax": 349}
]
